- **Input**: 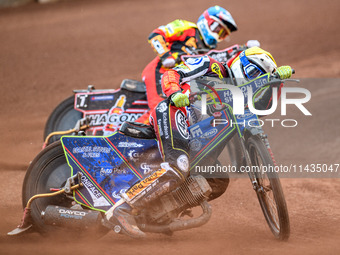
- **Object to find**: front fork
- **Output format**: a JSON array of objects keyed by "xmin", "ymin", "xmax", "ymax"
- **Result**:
[
  {"xmin": 259, "ymin": 133, "xmax": 278, "ymax": 166},
  {"xmin": 237, "ymin": 129, "xmax": 276, "ymax": 193},
  {"xmin": 238, "ymin": 136, "xmax": 259, "ymax": 191}
]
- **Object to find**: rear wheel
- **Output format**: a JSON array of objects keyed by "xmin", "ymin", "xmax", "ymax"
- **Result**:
[
  {"xmin": 22, "ymin": 141, "xmax": 109, "ymax": 238},
  {"xmin": 246, "ymin": 135, "xmax": 290, "ymax": 240},
  {"xmin": 43, "ymin": 96, "xmax": 82, "ymax": 144}
]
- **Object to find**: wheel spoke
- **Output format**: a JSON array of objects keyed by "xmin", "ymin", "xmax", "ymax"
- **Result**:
[
  {"xmin": 263, "ymin": 184, "xmax": 271, "ymax": 192},
  {"xmin": 246, "ymin": 136, "xmax": 290, "ymax": 239},
  {"xmin": 263, "ymin": 191, "xmax": 280, "ymax": 229}
]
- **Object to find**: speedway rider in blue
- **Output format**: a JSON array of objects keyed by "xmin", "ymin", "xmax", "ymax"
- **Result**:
[{"xmin": 106, "ymin": 47, "xmax": 293, "ymax": 238}]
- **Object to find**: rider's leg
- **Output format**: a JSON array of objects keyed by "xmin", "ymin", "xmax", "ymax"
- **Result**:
[
  {"xmin": 149, "ymin": 100, "xmax": 190, "ymax": 173},
  {"xmin": 106, "ymin": 100, "xmax": 190, "ymax": 238},
  {"xmin": 135, "ymin": 57, "xmax": 166, "ymax": 124}
]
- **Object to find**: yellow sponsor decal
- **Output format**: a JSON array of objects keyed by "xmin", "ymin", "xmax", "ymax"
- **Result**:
[
  {"xmin": 211, "ymin": 63, "xmax": 223, "ymax": 79},
  {"xmin": 126, "ymin": 168, "xmax": 166, "ymax": 199}
]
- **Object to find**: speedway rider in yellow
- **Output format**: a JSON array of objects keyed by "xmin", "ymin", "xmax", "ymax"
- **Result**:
[{"xmin": 137, "ymin": 5, "xmax": 238, "ymax": 124}]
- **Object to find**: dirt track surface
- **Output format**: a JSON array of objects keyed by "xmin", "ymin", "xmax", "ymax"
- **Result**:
[{"xmin": 0, "ymin": 0, "xmax": 339, "ymax": 254}]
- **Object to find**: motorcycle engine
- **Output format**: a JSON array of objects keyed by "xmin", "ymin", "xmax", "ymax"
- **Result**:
[{"xmin": 144, "ymin": 175, "xmax": 212, "ymax": 224}]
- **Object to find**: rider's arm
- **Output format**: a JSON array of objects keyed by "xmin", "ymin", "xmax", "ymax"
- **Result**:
[
  {"xmin": 161, "ymin": 69, "xmax": 182, "ymax": 97},
  {"xmin": 162, "ymin": 56, "xmax": 228, "ymax": 108},
  {"xmin": 161, "ymin": 55, "xmax": 212, "ymax": 97}
]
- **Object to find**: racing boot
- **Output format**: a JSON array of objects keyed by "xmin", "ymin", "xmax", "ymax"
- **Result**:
[{"xmin": 106, "ymin": 162, "xmax": 186, "ymax": 238}]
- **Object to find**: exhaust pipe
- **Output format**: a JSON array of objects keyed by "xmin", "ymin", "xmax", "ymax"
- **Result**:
[
  {"xmin": 42, "ymin": 205, "xmax": 103, "ymax": 230},
  {"xmin": 139, "ymin": 200, "xmax": 212, "ymax": 233}
]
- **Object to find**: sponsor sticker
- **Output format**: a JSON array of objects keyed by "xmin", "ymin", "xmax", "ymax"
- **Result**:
[
  {"xmin": 189, "ymin": 139, "xmax": 202, "ymax": 152},
  {"xmin": 72, "ymin": 146, "xmax": 110, "ymax": 158},
  {"xmin": 118, "ymin": 142, "xmax": 143, "ymax": 148},
  {"xmin": 100, "ymin": 167, "xmax": 113, "ymax": 176},
  {"xmin": 211, "ymin": 63, "xmax": 223, "ymax": 79},
  {"xmin": 126, "ymin": 169, "xmax": 166, "ymax": 199},
  {"xmin": 186, "ymin": 57, "xmax": 203, "ymax": 65},
  {"xmin": 190, "ymin": 125, "xmax": 203, "ymax": 138},
  {"xmin": 157, "ymin": 102, "xmax": 168, "ymax": 113},
  {"xmin": 59, "ymin": 209, "xmax": 87, "ymax": 219},
  {"xmin": 177, "ymin": 155, "xmax": 189, "ymax": 172},
  {"xmin": 90, "ymin": 95, "xmax": 114, "ymax": 101},
  {"xmin": 80, "ymin": 175, "xmax": 111, "ymax": 207},
  {"xmin": 140, "ymin": 163, "xmax": 159, "ymax": 175},
  {"xmin": 236, "ymin": 111, "xmax": 254, "ymax": 119},
  {"xmin": 175, "ymin": 110, "xmax": 189, "ymax": 139},
  {"xmin": 128, "ymin": 150, "xmax": 140, "ymax": 162},
  {"xmin": 112, "ymin": 188, "xmax": 128, "ymax": 199},
  {"xmin": 201, "ymin": 128, "xmax": 218, "ymax": 139},
  {"xmin": 209, "ymin": 52, "xmax": 228, "ymax": 62}
]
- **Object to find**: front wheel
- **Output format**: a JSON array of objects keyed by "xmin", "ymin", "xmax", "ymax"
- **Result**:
[
  {"xmin": 22, "ymin": 141, "xmax": 109, "ymax": 238},
  {"xmin": 246, "ymin": 135, "xmax": 290, "ymax": 240}
]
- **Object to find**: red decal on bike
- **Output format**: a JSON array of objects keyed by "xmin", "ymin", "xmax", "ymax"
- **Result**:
[{"xmin": 75, "ymin": 190, "xmax": 91, "ymax": 207}]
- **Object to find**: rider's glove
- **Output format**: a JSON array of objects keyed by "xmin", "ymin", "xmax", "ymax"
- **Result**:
[
  {"xmin": 275, "ymin": 66, "xmax": 292, "ymax": 80},
  {"xmin": 246, "ymin": 40, "xmax": 260, "ymax": 48},
  {"xmin": 162, "ymin": 55, "xmax": 176, "ymax": 68},
  {"xmin": 170, "ymin": 92, "xmax": 189, "ymax": 108}
]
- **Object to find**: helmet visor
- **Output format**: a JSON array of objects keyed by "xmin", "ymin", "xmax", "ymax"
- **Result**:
[
  {"xmin": 210, "ymin": 21, "xmax": 230, "ymax": 41},
  {"xmin": 244, "ymin": 64, "xmax": 264, "ymax": 80},
  {"xmin": 203, "ymin": 11, "xmax": 231, "ymax": 41}
]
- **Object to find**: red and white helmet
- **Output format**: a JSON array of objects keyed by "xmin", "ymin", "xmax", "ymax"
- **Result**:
[{"xmin": 197, "ymin": 6, "xmax": 237, "ymax": 48}]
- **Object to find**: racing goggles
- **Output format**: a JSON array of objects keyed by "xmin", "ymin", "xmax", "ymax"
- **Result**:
[
  {"xmin": 239, "ymin": 51, "xmax": 264, "ymax": 80},
  {"xmin": 203, "ymin": 11, "xmax": 230, "ymax": 41}
]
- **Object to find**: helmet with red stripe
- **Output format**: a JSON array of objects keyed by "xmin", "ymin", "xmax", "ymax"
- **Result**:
[{"xmin": 197, "ymin": 6, "xmax": 237, "ymax": 48}]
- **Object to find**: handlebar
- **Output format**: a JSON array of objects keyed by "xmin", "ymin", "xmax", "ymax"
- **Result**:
[{"xmin": 272, "ymin": 68, "xmax": 295, "ymax": 80}]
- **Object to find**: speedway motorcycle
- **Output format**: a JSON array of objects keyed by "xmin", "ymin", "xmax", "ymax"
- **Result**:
[
  {"xmin": 43, "ymin": 44, "xmax": 250, "ymax": 147},
  {"xmin": 9, "ymin": 73, "xmax": 291, "ymax": 240}
]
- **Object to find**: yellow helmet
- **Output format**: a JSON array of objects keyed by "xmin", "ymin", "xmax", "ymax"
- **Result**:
[{"xmin": 230, "ymin": 47, "xmax": 277, "ymax": 85}]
